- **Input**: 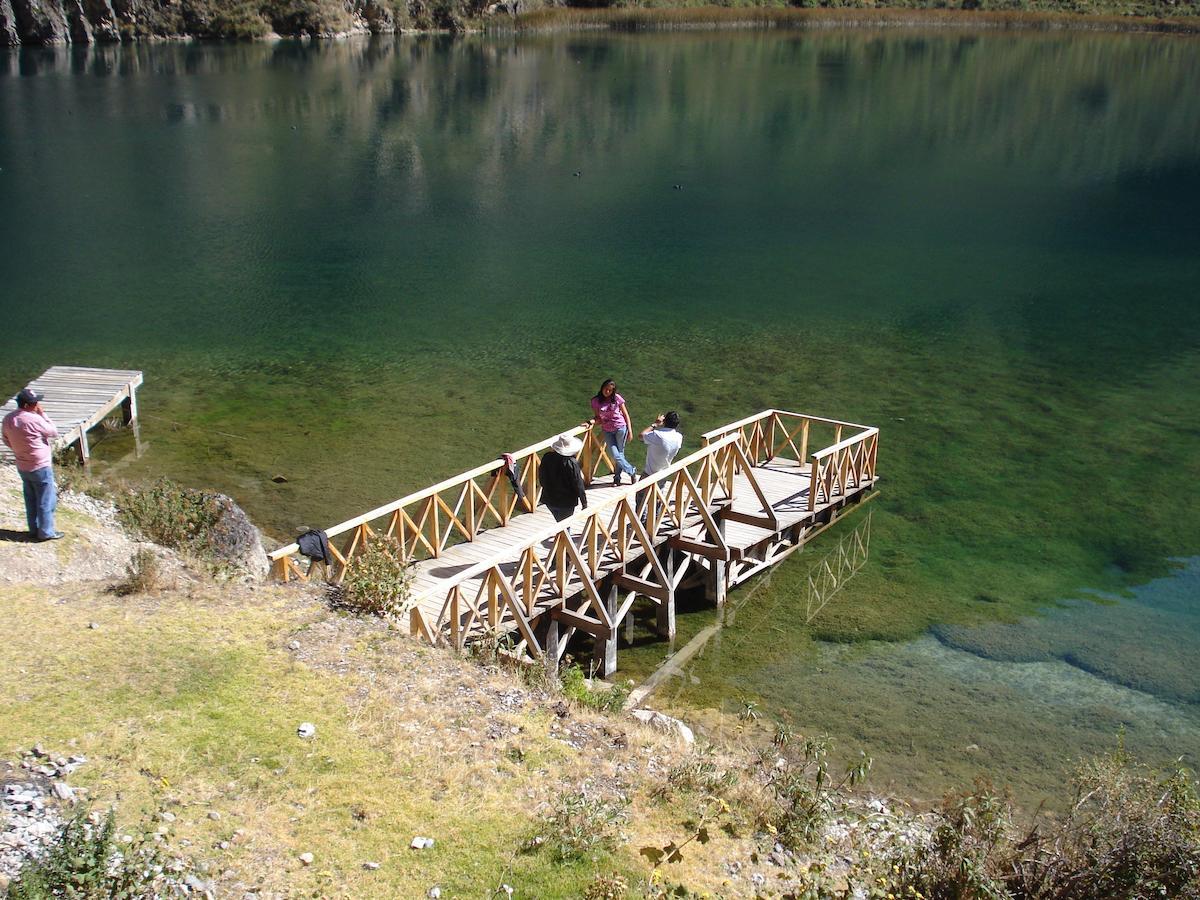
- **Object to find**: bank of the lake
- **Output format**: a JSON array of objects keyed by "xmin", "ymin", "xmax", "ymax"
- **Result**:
[
  {"xmin": 3, "ymin": 1, "xmax": 1198, "ymax": 47},
  {"xmin": 2, "ymin": 28, "xmax": 1198, "ymax": 807}
]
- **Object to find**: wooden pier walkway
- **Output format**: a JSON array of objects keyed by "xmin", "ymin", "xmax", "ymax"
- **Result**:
[
  {"xmin": 270, "ymin": 409, "xmax": 878, "ymax": 674},
  {"xmin": 1, "ymin": 366, "xmax": 143, "ymax": 466}
]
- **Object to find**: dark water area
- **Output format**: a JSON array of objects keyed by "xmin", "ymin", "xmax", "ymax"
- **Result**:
[{"xmin": 2, "ymin": 31, "xmax": 1198, "ymax": 806}]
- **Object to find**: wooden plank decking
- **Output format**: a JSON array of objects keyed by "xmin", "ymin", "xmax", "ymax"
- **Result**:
[{"xmin": 1, "ymin": 366, "xmax": 143, "ymax": 465}]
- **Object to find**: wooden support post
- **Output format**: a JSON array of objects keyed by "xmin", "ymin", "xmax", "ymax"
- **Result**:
[
  {"xmin": 656, "ymin": 546, "xmax": 676, "ymax": 640},
  {"xmin": 121, "ymin": 388, "xmax": 138, "ymax": 426},
  {"xmin": 592, "ymin": 579, "xmax": 618, "ymax": 679},
  {"xmin": 624, "ymin": 597, "xmax": 635, "ymax": 643},
  {"xmin": 545, "ymin": 617, "xmax": 560, "ymax": 676},
  {"xmin": 75, "ymin": 427, "xmax": 90, "ymax": 468},
  {"xmin": 705, "ymin": 514, "xmax": 728, "ymax": 607}
]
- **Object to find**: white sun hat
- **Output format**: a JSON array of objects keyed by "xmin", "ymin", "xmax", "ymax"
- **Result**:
[{"xmin": 550, "ymin": 433, "xmax": 584, "ymax": 457}]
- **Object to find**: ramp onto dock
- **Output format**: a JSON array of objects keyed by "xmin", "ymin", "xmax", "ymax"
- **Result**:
[
  {"xmin": 270, "ymin": 409, "xmax": 878, "ymax": 675},
  {"xmin": 2, "ymin": 366, "xmax": 143, "ymax": 465}
]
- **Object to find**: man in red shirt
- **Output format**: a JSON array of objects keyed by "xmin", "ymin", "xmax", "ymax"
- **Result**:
[{"xmin": 2, "ymin": 387, "xmax": 63, "ymax": 541}]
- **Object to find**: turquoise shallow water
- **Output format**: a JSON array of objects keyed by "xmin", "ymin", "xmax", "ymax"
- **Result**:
[{"xmin": 1, "ymin": 30, "xmax": 1198, "ymax": 805}]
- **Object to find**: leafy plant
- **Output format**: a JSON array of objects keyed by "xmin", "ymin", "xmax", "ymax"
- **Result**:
[
  {"xmin": 7, "ymin": 806, "xmax": 179, "ymax": 899},
  {"xmin": 112, "ymin": 547, "xmax": 164, "ymax": 596},
  {"xmin": 652, "ymin": 745, "xmax": 737, "ymax": 801},
  {"xmin": 525, "ymin": 788, "xmax": 629, "ymax": 862},
  {"xmin": 887, "ymin": 737, "xmax": 1200, "ymax": 900},
  {"xmin": 117, "ymin": 478, "xmax": 223, "ymax": 555},
  {"xmin": 337, "ymin": 537, "xmax": 414, "ymax": 619},
  {"xmin": 583, "ymin": 872, "xmax": 629, "ymax": 900},
  {"xmin": 640, "ymin": 795, "xmax": 730, "ymax": 868},
  {"xmin": 760, "ymin": 736, "xmax": 872, "ymax": 850},
  {"xmin": 560, "ymin": 664, "xmax": 631, "ymax": 712}
]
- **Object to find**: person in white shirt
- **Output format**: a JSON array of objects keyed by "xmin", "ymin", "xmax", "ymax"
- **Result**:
[{"xmin": 638, "ymin": 410, "xmax": 683, "ymax": 478}]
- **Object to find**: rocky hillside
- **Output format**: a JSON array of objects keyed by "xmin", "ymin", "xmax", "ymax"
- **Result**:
[
  {"xmin": 0, "ymin": 0, "xmax": 535, "ymax": 46},
  {"xmin": 0, "ymin": 0, "xmax": 407, "ymax": 44}
]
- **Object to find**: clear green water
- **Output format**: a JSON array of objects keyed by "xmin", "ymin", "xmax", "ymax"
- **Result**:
[{"xmin": 2, "ymin": 31, "xmax": 1198, "ymax": 806}]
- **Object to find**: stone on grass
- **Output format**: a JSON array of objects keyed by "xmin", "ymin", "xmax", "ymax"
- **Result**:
[
  {"xmin": 207, "ymin": 811, "xmax": 221, "ymax": 821},
  {"xmin": 362, "ymin": 861, "xmax": 380, "ymax": 870},
  {"xmin": 297, "ymin": 723, "xmax": 316, "ymax": 739},
  {"xmin": 298, "ymin": 852, "xmax": 314, "ymax": 866},
  {"xmin": 51, "ymin": 782, "xmax": 75, "ymax": 801},
  {"xmin": 630, "ymin": 708, "xmax": 695, "ymax": 745},
  {"xmin": 428, "ymin": 887, "xmax": 441, "ymax": 898},
  {"xmin": 410, "ymin": 836, "xmax": 434, "ymax": 850}
]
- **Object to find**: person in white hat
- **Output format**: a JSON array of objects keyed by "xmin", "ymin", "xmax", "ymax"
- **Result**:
[{"xmin": 539, "ymin": 433, "xmax": 588, "ymax": 522}]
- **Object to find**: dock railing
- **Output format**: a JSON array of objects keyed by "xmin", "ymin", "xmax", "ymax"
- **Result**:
[
  {"xmin": 406, "ymin": 430, "xmax": 770, "ymax": 657},
  {"xmin": 268, "ymin": 419, "xmax": 618, "ymax": 582},
  {"xmin": 701, "ymin": 409, "xmax": 878, "ymax": 511}
]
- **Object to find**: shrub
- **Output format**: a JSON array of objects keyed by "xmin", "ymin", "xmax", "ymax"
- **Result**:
[
  {"xmin": 560, "ymin": 664, "xmax": 631, "ymax": 712},
  {"xmin": 525, "ymin": 788, "xmax": 629, "ymax": 862},
  {"xmin": 583, "ymin": 872, "xmax": 629, "ymax": 900},
  {"xmin": 112, "ymin": 547, "xmax": 164, "ymax": 596},
  {"xmin": 337, "ymin": 537, "xmax": 414, "ymax": 619},
  {"xmin": 7, "ymin": 807, "xmax": 178, "ymax": 900},
  {"xmin": 759, "ymin": 735, "xmax": 871, "ymax": 850},
  {"xmin": 889, "ymin": 740, "xmax": 1200, "ymax": 900},
  {"xmin": 653, "ymin": 745, "xmax": 738, "ymax": 801},
  {"xmin": 117, "ymin": 478, "xmax": 223, "ymax": 555}
]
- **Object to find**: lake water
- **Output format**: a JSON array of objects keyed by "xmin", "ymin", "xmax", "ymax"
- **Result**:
[{"xmin": 2, "ymin": 30, "xmax": 1198, "ymax": 807}]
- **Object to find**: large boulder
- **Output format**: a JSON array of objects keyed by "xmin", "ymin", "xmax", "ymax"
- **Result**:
[{"xmin": 208, "ymin": 493, "xmax": 269, "ymax": 579}]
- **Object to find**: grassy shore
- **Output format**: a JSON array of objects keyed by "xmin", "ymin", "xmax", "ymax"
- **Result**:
[
  {"xmin": 511, "ymin": 6, "xmax": 1200, "ymax": 35},
  {"xmin": 2, "ymin": 472, "xmax": 1199, "ymax": 897}
]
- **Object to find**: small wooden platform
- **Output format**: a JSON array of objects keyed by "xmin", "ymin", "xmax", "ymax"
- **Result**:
[{"xmin": 1, "ymin": 366, "xmax": 144, "ymax": 465}]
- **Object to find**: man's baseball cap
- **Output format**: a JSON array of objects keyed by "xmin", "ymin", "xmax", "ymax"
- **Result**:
[{"xmin": 15, "ymin": 388, "xmax": 44, "ymax": 406}]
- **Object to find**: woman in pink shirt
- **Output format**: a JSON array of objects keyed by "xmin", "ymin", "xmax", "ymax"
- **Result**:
[{"xmin": 590, "ymin": 379, "xmax": 637, "ymax": 486}]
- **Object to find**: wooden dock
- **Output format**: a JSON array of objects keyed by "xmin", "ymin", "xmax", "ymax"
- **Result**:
[
  {"xmin": 270, "ymin": 409, "xmax": 878, "ymax": 675},
  {"xmin": 1, "ymin": 366, "xmax": 144, "ymax": 466}
]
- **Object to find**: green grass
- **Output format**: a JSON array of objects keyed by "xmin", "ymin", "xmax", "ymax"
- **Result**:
[{"xmin": 0, "ymin": 585, "xmax": 657, "ymax": 897}]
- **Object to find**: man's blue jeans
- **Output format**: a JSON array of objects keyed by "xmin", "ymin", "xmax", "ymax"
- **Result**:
[
  {"xmin": 603, "ymin": 427, "xmax": 637, "ymax": 478},
  {"xmin": 19, "ymin": 466, "xmax": 57, "ymax": 539}
]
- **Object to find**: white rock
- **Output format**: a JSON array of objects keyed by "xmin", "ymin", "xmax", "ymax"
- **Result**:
[
  {"xmin": 207, "ymin": 811, "xmax": 221, "ymax": 821},
  {"xmin": 51, "ymin": 782, "xmax": 75, "ymax": 801},
  {"xmin": 427, "ymin": 888, "xmax": 441, "ymax": 898},
  {"xmin": 630, "ymin": 709, "xmax": 695, "ymax": 745},
  {"xmin": 410, "ymin": 836, "xmax": 434, "ymax": 850},
  {"xmin": 288, "ymin": 641, "xmax": 300, "ymax": 651},
  {"xmin": 298, "ymin": 852, "xmax": 314, "ymax": 866},
  {"xmin": 297, "ymin": 723, "xmax": 316, "ymax": 739},
  {"xmin": 362, "ymin": 861, "xmax": 380, "ymax": 870}
]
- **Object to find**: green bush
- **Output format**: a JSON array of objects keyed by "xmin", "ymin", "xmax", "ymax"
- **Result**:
[
  {"xmin": 760, "ymin": 735, "xmax": 871, "ymax": 850},
  {"xmin": 337, "ymin": 537, "xmax": 415, "ymax": 619},
  {"xmin": 560, "ymin": 664, "xmax": 631, "ymax": 712},
  {"xmin": 888, "ymin": 740, "xmax": 1200, "ymax": 899},
  {"xmin": 117, "ymin": 478, "xmax": 223, "ymax": 555},
  {"xmin": 525, "ymin": 788, "xmax": 630, "ymax": 862},
  {"xmin": 7, "ymin": 807, "xmax": 177, "ymax": 900}
]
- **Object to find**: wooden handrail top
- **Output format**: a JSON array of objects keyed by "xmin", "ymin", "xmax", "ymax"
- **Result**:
[
  {"xmin": 409, "ymin": 431, "xmax": 745, "ymax": 601},
  {"xmin": 700, "ymin": 408, "xmax": 874, "ymax": 441},
  {"xmin": 269, "ymin": 418, "xmax": 597, "ymax": 561},
  {"xmin": 809, "ymin": 426, "xmax": 879, "ymax": 461}
]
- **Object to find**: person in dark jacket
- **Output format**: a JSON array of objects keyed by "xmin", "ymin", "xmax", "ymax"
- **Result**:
[{"xmin": 539, "ymin": 433, "xmax": 588, "ymax": 522}]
